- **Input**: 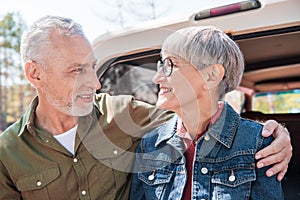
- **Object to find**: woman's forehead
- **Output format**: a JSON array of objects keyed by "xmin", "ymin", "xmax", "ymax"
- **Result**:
[{"xmin": 161, "ymin": 53, "xmax": 182, "ymax": 61}]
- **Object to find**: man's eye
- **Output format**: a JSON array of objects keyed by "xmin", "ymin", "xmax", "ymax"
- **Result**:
[
  {"xmin": 73, "ymin": 68, "xmax": 83, "ymax": 73},
  {"xmin": 92, "ymin": 63, "xmax": 97, "ymax": 70}
]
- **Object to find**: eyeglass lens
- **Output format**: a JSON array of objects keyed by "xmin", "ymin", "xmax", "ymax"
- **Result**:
[{"xmin": 157, "ymin": 58, "xmax": 173, "ymax": 77}]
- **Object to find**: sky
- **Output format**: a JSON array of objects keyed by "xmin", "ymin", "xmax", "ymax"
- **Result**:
[{"xmin": 1, "ymin": 0, "xmax": 238, "ymax": 42}]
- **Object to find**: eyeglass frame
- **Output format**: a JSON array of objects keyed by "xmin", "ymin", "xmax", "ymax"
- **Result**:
[
  {"xmin": 156, "ymin": 57, "xmax": 174, "ymax": 77},
  {"xmin": 157, "ymin": 57, "xmax": 221, "ymax": 78}
]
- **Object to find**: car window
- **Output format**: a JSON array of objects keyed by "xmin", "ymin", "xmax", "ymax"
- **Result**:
[
  {"xmin": 99, "ymin": 63, "xmax": 158, "ymax": 105},
  {"xmin": 252, "ymin": 89, "xmax": 300, "ymax": 114}
]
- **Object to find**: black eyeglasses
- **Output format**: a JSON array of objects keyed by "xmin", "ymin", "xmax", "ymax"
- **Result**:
[{"xmin": 157, "ymin": 58, "xmax": 174, "ymax": 77}]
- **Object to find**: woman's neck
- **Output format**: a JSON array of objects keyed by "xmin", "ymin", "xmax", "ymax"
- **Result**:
[{"xmin": 177, "ymin": 99, "xmax": 219, "ymax": 139}]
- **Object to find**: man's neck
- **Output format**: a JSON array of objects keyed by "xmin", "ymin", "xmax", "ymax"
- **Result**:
[{"xmin": 35, "ymin": 104, "xmax": 78, "ymax": 135}]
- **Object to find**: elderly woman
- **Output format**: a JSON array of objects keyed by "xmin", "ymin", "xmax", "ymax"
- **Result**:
[{"xmin": 130, "ymin": 26, "xmax": 284, "ymax": 200}]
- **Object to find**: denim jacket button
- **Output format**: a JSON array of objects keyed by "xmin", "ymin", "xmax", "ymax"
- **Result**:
[
  {"xmin": 148, "ymin": 174, "xmax": 155, "ymax": 181},
  {"xmin": 201, "ymin": 167, "xmax": 208, "ymax": 174},
  {"xmin": 229, "ymin": 174, "xmax": 236, "ymax": 182}
]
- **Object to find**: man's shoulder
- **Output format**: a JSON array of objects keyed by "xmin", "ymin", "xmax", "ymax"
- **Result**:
[
  {"xmin": 95, "ymin": 93, "xmax": 145, "ymax": 106},
  {"xmin": 94, "ymin": 93, "xmax": 156, "ymax": 113},
  {"xmin": 0, "ymin": 119, "xmax": 23, "ymax": 150},
  {"xmin": 95, "ymin": 93, "xmax": 133, "ymax": 101}
]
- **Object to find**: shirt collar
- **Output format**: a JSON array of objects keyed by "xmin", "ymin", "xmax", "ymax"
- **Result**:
[
  {"xmin": 18, "ymin": 95, "xmax": 102, "ymax": 138},
  {"xmin": 19, "ymin": 96, "xmax": 39, "ymax": 136}
]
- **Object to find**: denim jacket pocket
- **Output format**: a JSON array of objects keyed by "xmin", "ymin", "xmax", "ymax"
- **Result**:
[
  {"xmin": 138, "ymin": 167, "xmax": 173, "ymax": 186},
  {"xmin": 136, "ymin": 168, "xmax": 174, "ymax": 200},
  {"xmin": 211, "ymin": 164, "xmax": 256, "ymax": 187}
]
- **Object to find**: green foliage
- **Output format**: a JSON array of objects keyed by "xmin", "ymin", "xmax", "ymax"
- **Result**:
[
  {"xmin": 0, "ymin": 12, "xmax": 35, "ymax": 131},
  {"xmin": 0, "ymin": 12, "xmax": 26, "ymax": 52},
  {"xmin": 253, "ymin": 91, "xmax": 300, "ymax": 114}
]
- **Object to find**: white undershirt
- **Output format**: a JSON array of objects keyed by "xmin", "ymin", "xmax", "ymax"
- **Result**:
[{"xmin": 53, "ymin": 125, "xmax": 77, "ymax": 155}]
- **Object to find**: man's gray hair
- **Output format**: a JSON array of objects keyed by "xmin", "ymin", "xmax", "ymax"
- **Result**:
[
  {"xmin": 161, "ymin": 26, "xmax": 245, "ymax": 98},
  {"xmin": 20, "ymin": 15, "xmax": 85, "ymax": 65}
]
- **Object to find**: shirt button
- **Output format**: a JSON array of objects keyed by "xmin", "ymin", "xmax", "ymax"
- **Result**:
[
  {"xmin": 204, "ymin": 134, "xmax": 210, "ymax": 141},
  {"xmin": 201, "ymin": 167, "xmax": 208, "ymax": 174},
  {"xmin": 36, "ymin": 181, "xmax": 42, "ymax": 187},
  {"xmin": 113, "ymin": 149, "xmax": 118, "ymax": 155},
  {"xmin": 81, "ymin": 190, "xmax": 87, "ymax": 195},
  {"xmin": 73, "ymin": 158, "xmax": 78, "ymax": 163}
]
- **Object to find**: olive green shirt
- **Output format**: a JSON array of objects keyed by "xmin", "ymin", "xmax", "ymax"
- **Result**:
[{"xmin": 0, "ymin": 93, "xmax": 172, "ymax": 200}]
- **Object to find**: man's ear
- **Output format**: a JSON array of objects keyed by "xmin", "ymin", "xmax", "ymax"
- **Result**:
[
  {"xmin": 24, "ymin": 61, "xmax": 42, "ymax": 87},
  {"xmin": 205, "ymin": 64, "xmax": 225, "ymax": 88}
]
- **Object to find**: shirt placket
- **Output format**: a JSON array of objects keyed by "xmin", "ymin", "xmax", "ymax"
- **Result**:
[{"xmin": 72, "ymin": 154, "xmax": 91, "ymax": 200}]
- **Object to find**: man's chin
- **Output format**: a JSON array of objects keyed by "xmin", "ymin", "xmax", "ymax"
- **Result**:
[{"xmin": 71, "ymin": 105, "xmax": 94, "ymax": 117}]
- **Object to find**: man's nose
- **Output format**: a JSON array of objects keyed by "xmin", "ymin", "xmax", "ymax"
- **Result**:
[{"xmin": 86, "ymin": 70, "xmax": 101, "ymax": 90}]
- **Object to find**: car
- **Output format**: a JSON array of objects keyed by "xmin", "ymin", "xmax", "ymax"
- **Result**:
[{"xmin": 92, "ymin": 0, "xmax": 300, "ymax": 199}]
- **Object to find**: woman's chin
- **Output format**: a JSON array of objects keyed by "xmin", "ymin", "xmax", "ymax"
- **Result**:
[
  {"xmin": 156, "ymin": 102, "xmax": 174, "ymax": 112},
  {"xmin": 156, "ymin": 101, "xmax": 166, "ymax": 110}
]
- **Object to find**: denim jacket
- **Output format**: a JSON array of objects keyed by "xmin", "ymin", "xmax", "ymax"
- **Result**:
[{"xmin": 130, "ymin": 102, "xmax": 284, "ymax": 200}]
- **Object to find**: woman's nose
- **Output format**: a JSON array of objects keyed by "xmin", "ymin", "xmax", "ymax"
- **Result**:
[{"xmin": 152, "ymin": 68, "xmax": 165, "ymax": 84}]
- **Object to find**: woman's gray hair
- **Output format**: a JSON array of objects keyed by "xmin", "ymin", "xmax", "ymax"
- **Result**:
[
  {"xmin": 161, "ymin": 26, "xmax": 244, "ymax": 98},
  {"xmin": 20, "ymin": 15, "xmax": 85, "ymax": 65}
]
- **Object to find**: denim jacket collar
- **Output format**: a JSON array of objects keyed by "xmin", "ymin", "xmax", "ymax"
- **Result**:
[
  {"xmin": 208, "ymin": 102, "xmax": 239, "ymax": 148},
  {"xmin": 155, "ymin": 115, "xmax": 178, "ymax": 147},
  {"xmin": 155, "ymin": 102, "xmax": 240, "ymax": 149}
]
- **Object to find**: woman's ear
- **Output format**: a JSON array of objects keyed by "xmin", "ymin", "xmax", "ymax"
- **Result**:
[
  {"xmin": 24, "ymin": 61, "xmax": 41, "ymax": 87},
  {"xmin": 205, "ymin": 64, "xmax": 225, "ymax": 88}
]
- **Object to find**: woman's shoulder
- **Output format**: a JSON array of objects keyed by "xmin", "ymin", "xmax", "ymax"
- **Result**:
[{"xmin": 237, "ymin": 117, "xmax": 272, "ymax": 150}]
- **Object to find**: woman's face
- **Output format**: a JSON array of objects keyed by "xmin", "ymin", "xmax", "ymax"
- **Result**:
[{"xmin": 153, "ymin": 55, "xmax": 208, "ymax": 113}]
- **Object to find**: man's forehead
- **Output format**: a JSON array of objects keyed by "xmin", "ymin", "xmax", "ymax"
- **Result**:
[
  {"xmin": 50, "ymin": 30, "xmax": 90, "ymax": 48},
  {"xmin": 66, "ymin": 56, "xmax": 97, "ymax": 66}
]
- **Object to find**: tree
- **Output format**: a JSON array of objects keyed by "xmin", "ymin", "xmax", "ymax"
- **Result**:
[{"xmin": 0, "ymin": 12, "xmax": 28, "ymax": 131}]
